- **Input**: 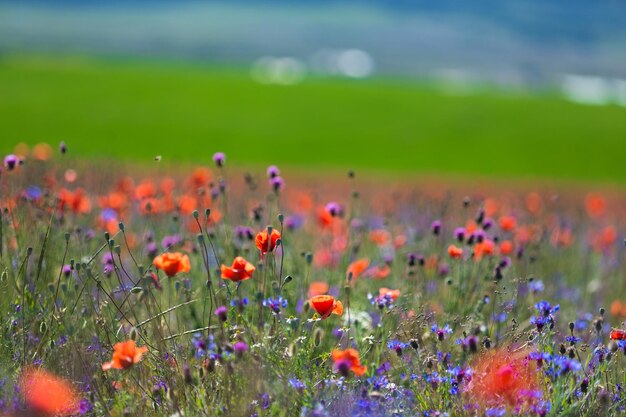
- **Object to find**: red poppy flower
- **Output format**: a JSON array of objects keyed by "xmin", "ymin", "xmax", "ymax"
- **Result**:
[
  {"xmin": 331, "ymin": 349, "xmax": 367, "ymax": 376},
  {"xmin": 20, "ymin": 368, "xmax": 80, "ymax": 416},
  {"xmin": 255, "ymin": 227, "xmax": 281, "ymax": 253},
  {"xmin": 610, "ymin": 329, "xmax": 626, "ymax": 340},
  {"xmin": 102, "ymin": 340, "xmax": 148, "ymax": 371},
  {"xmin": 221, "ymin": 256, "xmax": 256, "ymax": 282},
  {"xmin": 153, "ymin": 252, "xmax": 191, "ymax": 277},
  {"xmin": 309, "ymin": 295, "xmax": 343, "ymax": 319}
]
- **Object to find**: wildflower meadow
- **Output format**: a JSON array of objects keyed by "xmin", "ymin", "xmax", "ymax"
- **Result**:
[{"xmin": 1, "ymin": 143, "xmax": 626, "ymax": 417}]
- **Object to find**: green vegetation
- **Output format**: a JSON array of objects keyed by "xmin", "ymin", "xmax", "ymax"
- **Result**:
[{"xmin": 1, "ymin": 54, "xmax": 625, "ymax": 182}]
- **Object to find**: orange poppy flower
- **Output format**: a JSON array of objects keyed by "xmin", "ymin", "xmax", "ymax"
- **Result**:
[
  {"xmin": 368, "ymin": 264, "xmax": 391, "ymax": 279},
  {"xmin": 484, "ymin": 197, "xmax": 499, "ymax": 217},
  {"xmin": 465, "ymin": 347, "xmax": 540, "ymax": 411},
  {"xmin": 317, "ymin": 207, "xmax": 334, "ymax": 228},
  {"xmin": 379, "ymin": 287, "xmax": 400, "ymax": 300},
  {"xmin": 499, "ymin": 240, "xmax": 514, "ymax": 256},
  {"xmin": 331, "ymin": 348, "xmax": 367, "ymax": 376},
  {"xmin": 525, "ymin": 192, "xmax": 543, "ymax": 215},
  {"xmin": 550, "ymin": 227, "xmax": 574, "ymax": 248},
  {"xmin": 134, "ymin": 180, "xmax": 157, "ymax": 200},
  {"xmin": 177, "ymin": 194, "xmax": 197, "ymax": 215},
  {"xmin": 474, "ymin": 239, "xmax": 494, "ymax": 260},
  {"xmin": 309, "ymin": 295, "xmax": 343, "ymax": 319},
  {"xmin": 32, "ymin": 143, "xmax": 53, "ymax": 161},
  {"xmin": 255, "ymin": 227, "xmax": 281, "ymax": 253},
  {"xmin": 369, "ymin": 229, "xmax": 391, "ymax": 246},
  {"xmin": 592, "ymin": 225, "xmax": 617, "ymax": 251},
  {"xmin": 308, "ymin": 281, "xmax": 330, "ymax": 298},
  {"xmin": 20, "ymin": 368, "xmax": 80, "ymax": 416},
  {"xmin": 448, "ymin": 244, "xmax": 463, "ymax": 259},
  {"xmin": 153, "ymin": 252, "xmax": 191, "ymax": 277},
  {"xmin": 610, "ymin": 301, "xmax": 626, "ymax": 318},
  {"xmin": 99, "ymin": 191, "xmax": 128, "ymax": 211},
  {"xmin": 347, "ymin": 258, "xmax": 370, "ymax": 279},
  {"xmin": 221, "ymin": 256, "xmax": 256, "ymax": 282},
  {"xmin": 58, "ymin": 188, "xmax": 92, "ymax": 214},
  {"xmin": 499, "ymin": 216, "xmax": 517, "ymax": 232},
  {"xmin": 393, "ymin": 234, "xmax": 407, "ymax": 249},
  {"xmin": 188, "ymin": 167, "xmax": 211, "ymax": 189},
  {"xmin": 465, "ymin": 220, "xmax": 478, "ymax": 234},
  {"xmin": 102, "ymin": 340, "xmax": 148, "ymax": 371},
  {"xmin": 585, "ymin": 192, "xmax": 606, "ymax": 218}
]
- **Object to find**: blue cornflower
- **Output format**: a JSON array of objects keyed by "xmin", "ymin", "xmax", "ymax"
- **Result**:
[
  {"xmin": 565, "ymin": 335, "xmax": 581, "ymax": 345},
  {"xmin": 528, "ymin": 280, "xmax": 545, "ymax": 293},
  {"xmin": 368, "ymin": 292, "xmax": 395, "ymax": 310},
  {"xmin": 529, "ymin": 351, "xmax": 552, "ymax": 367},
  {"xmin": 262, "ymin": 296, "xmax": 288, "ymax": 314},
  {"xmin": 431, "ymin": 324, "xmax": 453, "ymax": 341},
  {"xmin": 531, "ymin": 300, "xmax": 559, "ymax": 331},
  {"xmin": 388, "ymin": 340, "xmax": 409, "ymax": 356},
  {"xmin": 485, "ymin": 407, "xmax": 507, "ymax": 417},
  {"xmin": 288, "ymin": 378, "xmax": 306, "ymax": 391},
  {"xmin": 550, "ymin": 356, "xmax": 582, "ymax": 376}
]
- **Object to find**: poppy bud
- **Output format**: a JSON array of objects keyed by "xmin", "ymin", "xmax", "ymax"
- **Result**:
[
  {"xmin": 598, "ymin": 388, "xmax": 609, "ymax": 405},
  {"xmin": 494, "ymin": 267, "xmax": 503, "ymax": 281},
  {"xmin": 580, "ymin": 378, "xmax": 589, "ymax": 393},
  {"xmin": 476, "ymin": 209, "xmax": 485, "ymax": 224},
  {"xmin": 595, "ymin": 319, "xmax": 603, "ymax": 332},
  {"xmin": 183, "ymin": 365, "xmax": 193, "ymax": 384},
  {"xmin": 313, "ymin": 328, "xmax": 324, "ymax": 347},
  {"xmin": 482, "ymin": 337, "xmax": 491, "ymax": 349},
  {"xmin": 129, "ymin": 327, "xmax": 139, "ymax": 341},
  {"xmin": 567, "ymin": 347, "xmax": 576, "ymax": 359}
]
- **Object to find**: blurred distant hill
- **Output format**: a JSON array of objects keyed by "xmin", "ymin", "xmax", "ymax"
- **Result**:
[{"xmin": 2, "ymin": 0, "xmax": 625, "ymax": 85}]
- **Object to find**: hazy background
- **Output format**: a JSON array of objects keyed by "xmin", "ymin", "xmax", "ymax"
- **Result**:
[{"xmin": 1, "ymin": 0, "xmax": 626, "ymax": 182}]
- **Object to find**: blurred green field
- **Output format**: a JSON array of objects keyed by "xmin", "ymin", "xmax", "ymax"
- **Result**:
[{"xmin": 1, "ymin": 55, "xmax": 625, "ymax": 183}]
